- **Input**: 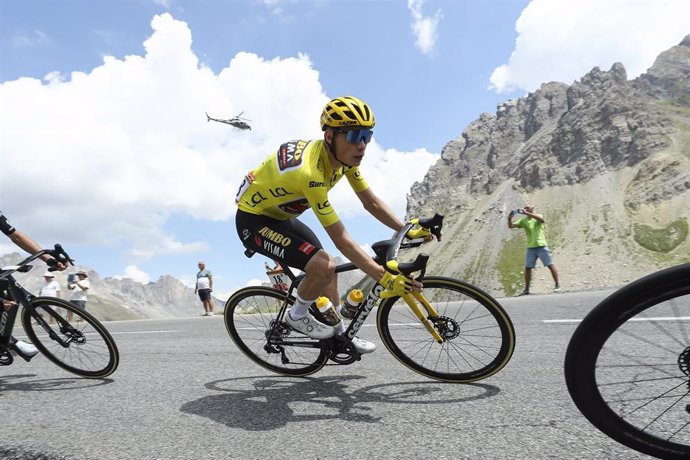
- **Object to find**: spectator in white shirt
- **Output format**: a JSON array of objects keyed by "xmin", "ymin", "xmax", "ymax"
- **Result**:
[{"xmin": 39, "ymin": 272, "xmax": 61, "ymax": 298}]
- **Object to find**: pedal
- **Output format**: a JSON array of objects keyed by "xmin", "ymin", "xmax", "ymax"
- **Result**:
[{"xmin": 0, "ymin": 349, "xmax": 13, "ymax": 366}]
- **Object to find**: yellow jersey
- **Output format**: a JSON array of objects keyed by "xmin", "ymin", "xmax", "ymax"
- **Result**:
[{"xmin": 236, "ymin": 139, "xmax": 369, "ymax": 227}]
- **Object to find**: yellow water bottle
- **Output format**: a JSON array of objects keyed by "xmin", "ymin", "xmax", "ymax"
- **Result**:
[
  {"xmin": 315, "ymin": 296, "xmax": 341, "ymax": 326},
  {"xmin": 341, "ymin": 289, "xmax": 364, "ymax": 319}
]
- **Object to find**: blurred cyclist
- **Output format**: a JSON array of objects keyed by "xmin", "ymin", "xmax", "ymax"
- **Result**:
[{"xmin": 1, "ymin": 211, "xmax": 66, "ymax": 360}]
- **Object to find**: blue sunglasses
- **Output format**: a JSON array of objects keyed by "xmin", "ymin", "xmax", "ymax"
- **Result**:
[{"xmin": 337, "ymin": 128, "xmax": 374, "ymax": 144}]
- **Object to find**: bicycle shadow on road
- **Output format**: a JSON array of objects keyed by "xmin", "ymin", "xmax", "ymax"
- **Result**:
[
  {"xmin": 180, "ymin": 374, "xmax": 500, "ymax": 431},
  {"xmin": 0, "ymin": 373, "xmax": 114, "ymax": 393}
]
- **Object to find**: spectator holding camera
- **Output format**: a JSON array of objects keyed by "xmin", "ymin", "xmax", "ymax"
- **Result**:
[
  {"xmin": 68, "ymin": 271, "xmax": 90, "ymax": 310},
  {"xmin": 507, "ymin": 203, "xmax": 560, "ymax": 295}
]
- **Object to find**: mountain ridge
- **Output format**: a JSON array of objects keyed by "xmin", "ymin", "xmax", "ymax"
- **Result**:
[{"xmin": 404, "ymin": 35, "xmax": 690, "ymax": 296}]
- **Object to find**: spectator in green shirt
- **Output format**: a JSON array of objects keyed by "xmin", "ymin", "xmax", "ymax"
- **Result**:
[{"xmin": 508, "ymin": 203, "xmax": 560, "ymax": 295}]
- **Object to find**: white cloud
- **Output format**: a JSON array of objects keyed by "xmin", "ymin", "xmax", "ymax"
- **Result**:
[
  {"xmin": 0, "ymin": 13, "xmax": 325, "ymax": 259},
  {"xmin": 407, "ymin": 0, "xmax": 443, "ymax": 56},
  {"xmin": 490, "ymin": 0, "xmax": 690, "ymax": 93},
  {"xmin": 114, "ymin": 265, "xmax": 151, "ymax": 284},
  {"xmin": 0, "ymin": 13, "xmax": 438, "ymax": 267}
]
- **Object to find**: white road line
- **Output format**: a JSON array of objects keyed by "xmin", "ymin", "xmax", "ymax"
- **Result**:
[
  {"xmin": 110, "ymin": 330, "xmax": 180, "ymax": 334},
  {"xmin": 544, "ymin": 317, "xmax": 690, "ymax": 324}
]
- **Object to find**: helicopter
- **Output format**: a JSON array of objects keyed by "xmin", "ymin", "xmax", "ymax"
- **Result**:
[{"xmin": 205, "ymin": 111, "xmax": 252, "ymax": 130}]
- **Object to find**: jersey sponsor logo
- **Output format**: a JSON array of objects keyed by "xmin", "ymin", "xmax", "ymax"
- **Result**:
[
  {"xmin": 309, "ymin": 181, "xmax": 324, "ymax": 188},
  {"xmin": 258, "ymin": 227, "xmax": 292, "ymax": 246},
  {"xmin": 241, "ymin": 228, "xmax": 251, "ymax": 241},
  {"xmin": 298, "ymin": 242, "xmax": 316, "ymax": 255},
  {"xmin": 277, "ymin": 140, "xmax": 308, "ymax": 171},
  {"xmin": 315, "ymin": 200, "xmax": 333, "ymax": 216},
  {"xmin": 244, "ymin": 191, "xmax": 267, "ymax": 207},
  {"xmin": 269, "ymin": 187, "xmax": 294, "ymax": 198},
  {"xmin": 347, "ymin": 284, "xmax": 384, "ymax": 339},
  {"xmin": 262, "ymin": 240, "xmax": 285, "ymax": 259},
  {"xmin": 279, "ymin": 198, "xmax": 310, "ymax": 215}
]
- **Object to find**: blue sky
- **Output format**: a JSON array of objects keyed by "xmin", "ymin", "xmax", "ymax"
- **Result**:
[{"xmin": 1, "ymin": 0, "xmax": 688, "ymax": 299}]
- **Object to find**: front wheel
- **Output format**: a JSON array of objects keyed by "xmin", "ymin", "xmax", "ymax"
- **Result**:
[
  {"xmin": 564, "ymin": 263, "xmax": 690, "ymax": 459},
  {"xmin": 377, "ymin": 277, "xmax": 515, "ymax": 382},
  {"xmin": 224, "ymin": 286, "xmax": 327, "ymax": 376},
  {"xmin": 21, "ymin": 297, "xmax": 119, "ymax": 378}
]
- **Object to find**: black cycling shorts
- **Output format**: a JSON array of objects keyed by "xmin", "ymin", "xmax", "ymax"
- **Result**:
[{"xmin": 235, "ymin": 209, "xmax": 322, "ymax": 271}]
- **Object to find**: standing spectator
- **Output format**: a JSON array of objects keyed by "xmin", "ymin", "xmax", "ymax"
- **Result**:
[
  {"xmin": 507, "ymin": 203, "xmax": 561, "ymax": 295},
  {"xmin": 39, "ymin": 272, "xmax": 61, "ymax": 324},
  {"xmin": 67, "ymin": 271, "xmax": 90, "ymax": 321},
  {"xmin": 39, "ymin": 272, "xmax": 61, "ymax": 298},
  {"xmin": 195, "ymin": 261, "xmax": 214, "ymax": 316}
]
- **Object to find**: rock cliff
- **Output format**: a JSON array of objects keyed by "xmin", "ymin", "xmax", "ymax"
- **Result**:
[{"xmin": 405, "ymin": 35, "xmax": 690, "ymax": 296}]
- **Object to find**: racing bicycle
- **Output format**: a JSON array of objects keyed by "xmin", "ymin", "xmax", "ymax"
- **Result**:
[
  {"xmin": 0, "ymin": 245, "xmax": 119, "ymax": 378},
  {"xmin": 565, "ymin": 262, "xmax": 690, "ymax": 459},
  {"xmin": 225, "ymin": 214, "xmax": 516, "ymax": 382}
]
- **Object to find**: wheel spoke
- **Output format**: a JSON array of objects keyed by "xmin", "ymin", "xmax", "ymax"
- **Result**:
[
  {"xmin": 225, "ymin": 287, "xmax": 326, "ymax": 376},
  {"xmin": 378, "ymin": 277, "xmax": 514, "ymax": 382},
  {"xmin": 22, "ymin": 298, "xmax": 118, "ymax": 378}
]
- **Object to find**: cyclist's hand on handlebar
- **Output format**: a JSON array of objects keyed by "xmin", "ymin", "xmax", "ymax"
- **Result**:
[
  {"xmin": 379, "ymin": 271, "xmax": 417, "ymax": 299},
  {"xmin": 406, "ymin": 218, "xmax": 442, "ymax": 242},
  {"xmin": 45, "ymin": 257, "xmax": 67, "ymax": 271},
  {"xmin": 406, "ymin": 226, "xmax": 432, "ymax": 242}
]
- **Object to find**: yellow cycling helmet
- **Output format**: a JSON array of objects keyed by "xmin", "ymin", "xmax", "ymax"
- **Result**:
[{"xmin": 320, "ymin": 96, "xmax": 375, "ymax": 131}]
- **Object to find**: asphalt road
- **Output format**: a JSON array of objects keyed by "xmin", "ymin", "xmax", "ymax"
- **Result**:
[{"xmin": 1, "ymin": 288, "xmax": 657, "ymax": 459}]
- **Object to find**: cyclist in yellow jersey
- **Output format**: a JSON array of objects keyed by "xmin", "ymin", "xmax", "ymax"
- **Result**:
[{"xmin": 235, "ymin": 96, "xmax": 426, "ymax": 353}]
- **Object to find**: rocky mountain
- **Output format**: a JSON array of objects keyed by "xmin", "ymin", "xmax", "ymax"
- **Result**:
[
  {"xmin": 1, "ymin": 253, "xmax": 221, "ymax": 320},
  {"xmin": 407, "ymin": 35, "xmax": 690, "ymax": 295},
  {"xmin": 405, "ymin": 35, "xmax": 690, "ymax": 296},
  {"xmin": 2, "ymin": 252, "xmax": 365, "ymax": 320}
]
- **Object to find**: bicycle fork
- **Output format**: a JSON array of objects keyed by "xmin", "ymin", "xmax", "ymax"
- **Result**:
[{"xmin": 401, "ymin": 291, "xmax": 445, "ymax": 343}]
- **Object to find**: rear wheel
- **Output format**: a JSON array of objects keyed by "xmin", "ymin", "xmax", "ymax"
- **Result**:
[
  {"xmin": 21, "ymin": 297, "xmax": 119, "ymax": 378},
  {"xmin": 377, "ymin": 277, "xmax": 515, "ymax": 382},
  {"xmin": 224, "ymin": 286, "xmax": 327, "ymax": 376}
]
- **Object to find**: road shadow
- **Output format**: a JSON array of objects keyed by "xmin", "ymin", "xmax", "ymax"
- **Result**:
[
  {"xmin": 0, "ymin": 374, "xmax": 114, "ymax": 393},
  {"xmin": 180, "ymin": 374, "xmax": 500, "ymax": 431}
]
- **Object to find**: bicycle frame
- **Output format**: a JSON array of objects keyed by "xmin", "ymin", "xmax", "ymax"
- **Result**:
[{"xmin": 257, "ymin": 216, "xmax": 446, "ymax": 348}]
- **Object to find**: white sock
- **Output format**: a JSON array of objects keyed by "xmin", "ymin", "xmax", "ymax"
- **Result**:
[
  {"xmin": 335, "ymin": 319, "xmax": 346, "ymax": 335},
  {"xmin": 290, "ymin": 293, "xmax": 314, "ymax": 320}
]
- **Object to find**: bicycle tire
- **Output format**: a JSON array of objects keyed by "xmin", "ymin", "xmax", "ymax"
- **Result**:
[
  {"xmin": 224, "ymin": 286, "xmax": 327, "ymax": 376},
  {"xmin": 377, "ymin": 277, "xmax": 515, "ymax": 382},
  {"xmin": 564, "ymin": 263, "xmax": 690, "ymax": 459},
  {"xmin": 21, "ymin": 297, "xmax": 119, "ymax": 378}
]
